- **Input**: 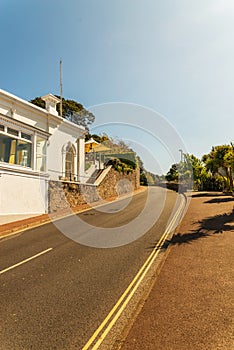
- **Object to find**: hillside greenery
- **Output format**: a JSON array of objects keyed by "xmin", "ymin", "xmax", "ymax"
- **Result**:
[{"xmin": 86, "ymin": 133, "xmax": 151, "ymax": 183}]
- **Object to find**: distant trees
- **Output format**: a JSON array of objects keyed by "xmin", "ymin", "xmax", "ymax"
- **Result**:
[
  {"xmin": 166, "ymin": 143, "xmax": 234, "ymax": 192},
  {"xmin": 30, "ymin": 96, "xmax": 95, "ymax": 131},
  {"xmin": 165, "ymin": 154, "xmax": 195, "ymax": 190}
]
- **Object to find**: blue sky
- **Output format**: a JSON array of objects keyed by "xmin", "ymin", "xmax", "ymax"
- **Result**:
[{"xmin": 1, "ymin": 0, "xmax": 234, "ymax": 173}]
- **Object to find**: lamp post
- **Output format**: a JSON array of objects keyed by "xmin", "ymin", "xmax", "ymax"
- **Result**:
[{"xmin": 179, "ymin": 149, "xmax": 183, "ymax": 162}]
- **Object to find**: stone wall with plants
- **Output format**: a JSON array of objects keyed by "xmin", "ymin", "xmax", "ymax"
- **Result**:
[
  {"xmin": 97, "ymin": 167, "xmax": 140, "ymax": 199},
  {"xmin": 48, "ymin": 167, "xmax": 140, "ymax": 213}
]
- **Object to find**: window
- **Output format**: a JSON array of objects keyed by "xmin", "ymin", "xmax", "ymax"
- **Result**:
[
  {"xmin": 21, "ymin": 132, "xmax": 31, "ymax": 141},
  {"xmin": 7, "ymin": 127, "xmax": 18, "ymax": 137},
  {"xmin": 36, "ymin": 136, "xmax": 47, "ymax": 172},
  {"xmin": 65, "ymin": 145, "xmax": 75, "ymax": 180},
  {"xmin": 0, "ymin": 122, "xmax": 48, "ymax": 171},
  {"xmin": 0, "ymin": 133, "xmax": 31, "ymax": 167}
]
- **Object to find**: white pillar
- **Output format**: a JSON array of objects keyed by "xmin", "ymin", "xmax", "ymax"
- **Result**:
[
  {"xmin": 77, "ymin": 137, "xmax": 85, "ymax": 183},
  {"xmin": 32, "ymin": 133, "xmax": 37, "ymax": 170}
]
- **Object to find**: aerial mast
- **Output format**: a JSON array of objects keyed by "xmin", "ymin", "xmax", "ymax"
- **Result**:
[{"xmin": 60, "ymin": 59, "xmax": 63, "ymax": 118}]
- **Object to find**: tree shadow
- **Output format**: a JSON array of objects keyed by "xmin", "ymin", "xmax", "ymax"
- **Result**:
[
  {"xmin": 169, "ymin": 231, "xmax": 209, "ymax": 245},
  {"xmin": 170, "ymin": 210, "xmax": 234, "ymax": 245},
  {"xmin": 147, "ymin": 231, "xmax": 209, "ymax": 250},
  {"xmin": 204, "ymin": 197, "xmax": 234, "ymax": 204},
  {"xmin": 147, "ymin": 210, "xmax": 234, "ymax": 250},
  {"xmin": 197, "ymin": 210, "xmax": 234, "ymax": 234},
  {"xmin": 191, "ymin": 192, "xmax": 226, "ymax": 198}
]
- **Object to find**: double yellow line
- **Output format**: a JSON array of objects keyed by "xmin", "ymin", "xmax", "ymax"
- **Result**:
[{"xmin": 82, "ymin": 195, "xmax": 186, "ymax": 350}]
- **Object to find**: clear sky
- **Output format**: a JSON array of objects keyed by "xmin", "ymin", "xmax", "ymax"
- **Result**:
[{"xmin": 1, "ymin": 0, "xmax": 233, "ymax": 173}]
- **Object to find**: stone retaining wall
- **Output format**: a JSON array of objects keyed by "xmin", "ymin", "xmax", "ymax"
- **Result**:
[{"xmin": 48, "ymin": 167, "xmax": 140, "ymax": 213}]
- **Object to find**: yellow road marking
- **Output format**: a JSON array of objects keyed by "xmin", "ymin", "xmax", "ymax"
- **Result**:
[{"xmin": 82, "ymin": 195, "xmax": 185, "ymax": 349}]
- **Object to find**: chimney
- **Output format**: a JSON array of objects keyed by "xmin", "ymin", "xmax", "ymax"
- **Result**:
[{"xmin": 41, "ymin": 94, "xmax": 60, "ymax": 116}]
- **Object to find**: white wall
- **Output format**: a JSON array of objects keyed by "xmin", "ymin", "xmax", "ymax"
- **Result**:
[
  {"xmin": 0, "ymin": 172, "xmax": 48, "ymax": 215},
  {"xmin": 47, "ymin": 126, "xmax": 77, "ymax": 180},
  {"xmin": 47, "ymin": 119, "xmax": 85, "ymax": 181}
]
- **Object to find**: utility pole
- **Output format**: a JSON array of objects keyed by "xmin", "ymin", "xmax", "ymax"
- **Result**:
[{"xmin": 60, "ymin": 59, "xmax": 63, "ymax": 118}]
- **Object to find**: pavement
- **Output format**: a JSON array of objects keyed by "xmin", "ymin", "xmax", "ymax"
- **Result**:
[
  {"xmin": 119, "ymin": 191, "xmax": 234, "ymax": 350},
  {"xmin": 0, "ymin": 214, "xmax": 42, "ymax": 225},
  {"xmin": 0, "ymin": 204, "xmax": 90, "ymax": 238},
  {"xmin": 0, "ymin": 190, "xmax": 233, "ymax": 350}
]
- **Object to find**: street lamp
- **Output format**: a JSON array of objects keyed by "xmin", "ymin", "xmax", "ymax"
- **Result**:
[{"xmin": 179, "ymin": 149, "xmax": 183, "ymax": 162}]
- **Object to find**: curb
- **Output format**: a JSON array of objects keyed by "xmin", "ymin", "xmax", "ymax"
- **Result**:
[{"xmin": 0, "ymin": 187, "xmax": 147, "ymax": 239}]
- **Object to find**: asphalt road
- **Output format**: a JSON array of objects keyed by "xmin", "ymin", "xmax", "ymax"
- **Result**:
[{"xmin": 0, "ymin": 187, "xmax": 180, "ymax": 350}]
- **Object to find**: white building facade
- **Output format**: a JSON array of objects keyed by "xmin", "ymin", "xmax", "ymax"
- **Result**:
[{"xmin": 0, "ymin": 89, "xmax": 86, "ymax": 215}]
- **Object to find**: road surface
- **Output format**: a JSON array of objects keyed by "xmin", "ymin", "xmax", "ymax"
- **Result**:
[{"xmin": 0, "ymin": 187, "xmax": 181, "ymax": 349}]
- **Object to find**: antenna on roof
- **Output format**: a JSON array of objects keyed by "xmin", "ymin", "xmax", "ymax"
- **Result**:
[{"xmin": 60, "ymin": 59, "xmax": 63, "ymax": 118}]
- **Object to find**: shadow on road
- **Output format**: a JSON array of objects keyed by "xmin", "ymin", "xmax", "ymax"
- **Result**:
[
  {"xmin": 147, "ymin": 209, "xmax": 234, "ymax": 250},
  {"xmin": 169, "ymin": 231, "xmax": 209, "ymax": 245},
  {"xmin": 169, "ymin": 210, "xmax": 234, "ymax": 245},
  {"xmin": 191, "ymin": 192, "xmax": 231, "ymax": 198},
  {"xmin": 204, "ymin": 197, "xmax": 234, "ymax": 204},
  {"xmin": 197, "ymin": 210, "xmax": 234, "ymax": 234}
]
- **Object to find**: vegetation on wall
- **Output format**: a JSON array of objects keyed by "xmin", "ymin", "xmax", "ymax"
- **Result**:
[
  {"xmin": 86, "ymin": 134, "xmax": 146, "ymax": 179},
  {"xmin": 106, "ymin": 158, "xmax": 136, "ymax": 174}
]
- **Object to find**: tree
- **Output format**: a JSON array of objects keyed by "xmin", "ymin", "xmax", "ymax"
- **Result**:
[
  {"xmin": 85, "ymin": 133, "xmax": 109, "ymax": 143},
  {"xmin": 30, "ymin": 96, "xmax": 95, "ymax": 131},
  {"xmin": 182, "ymin": 154, "xmax": 208, "ymax": 190},
  {"xmin": 165, "ymin": 164, "xmax": 178, "ymax": 182},
  {"xmin": 202, "ymin": 144, "xmax": 234, "ymax": 192},
  {"xmin": 166, "ymin": 154, "xmax": 206, "ymax": 190}
]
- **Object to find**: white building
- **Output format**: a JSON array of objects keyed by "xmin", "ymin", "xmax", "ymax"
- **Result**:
[{"xmin": 0, "ymin": 89, "xmax": 86, "ymax": 215}]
